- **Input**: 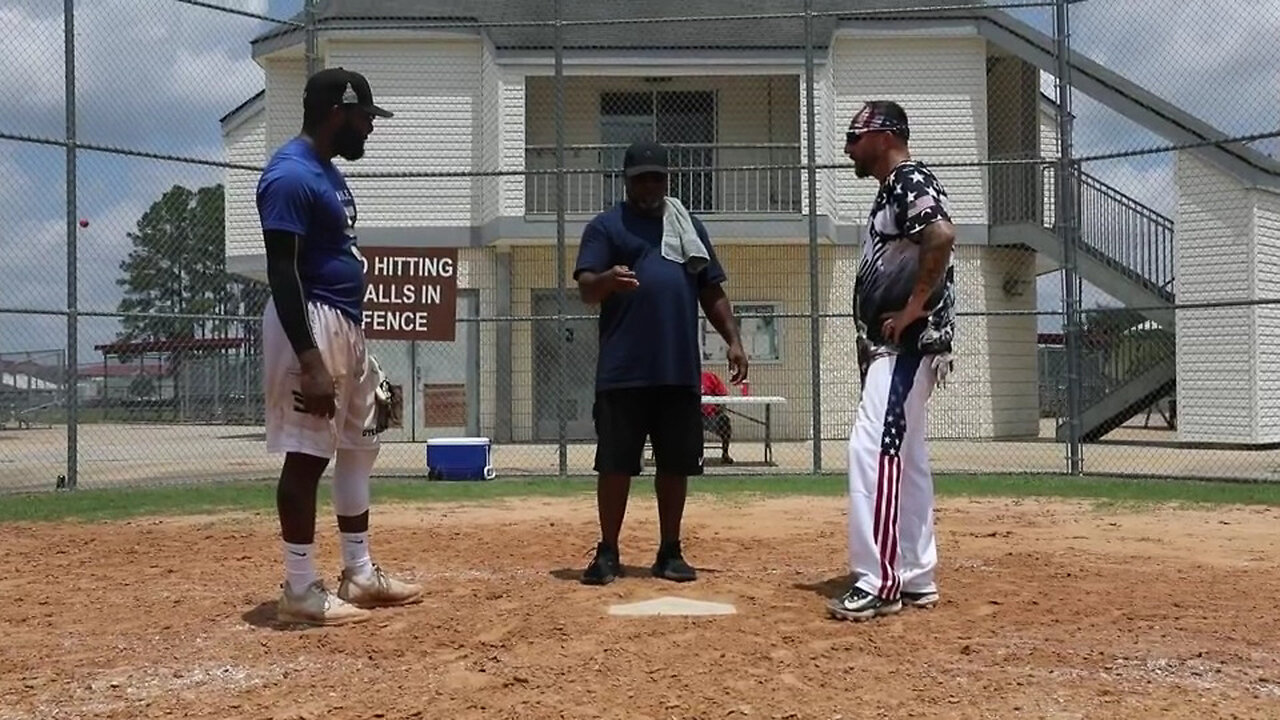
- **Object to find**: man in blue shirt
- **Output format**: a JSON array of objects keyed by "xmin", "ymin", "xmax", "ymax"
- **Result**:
[
  {"xmin": 256, "ymin": 67, "xmax": 421, "ymax": 626},
  {"xmin": 573, "ymin": 140, "xmax": 749, "ymax": 585}
]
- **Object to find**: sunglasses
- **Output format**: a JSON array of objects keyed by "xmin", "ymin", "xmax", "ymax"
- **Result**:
[{"xmin": 845, "ymin": 127, "xmax": 904, "ymax": 145}]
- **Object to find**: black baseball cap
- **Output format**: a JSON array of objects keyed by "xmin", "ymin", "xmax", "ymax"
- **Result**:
[
  {"xmin": 303, "ymin": 67, "xmax": 393, "ymax": 118},
  {"xmin": 623, "ymin": 140, "xmax": 669, "ymax": 177}
]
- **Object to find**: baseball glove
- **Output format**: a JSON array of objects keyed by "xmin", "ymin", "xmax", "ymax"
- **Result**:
[
  {"xmin": 931, "ymin": 352, "xmax": 955, "ymax": 390},
  {"xmin": 369, "ymin": 354, "xmax": 402, "ymax": 434},
  {"xmin": 856, "ymin": 335, "xmax": 873, "ymax": 388}
]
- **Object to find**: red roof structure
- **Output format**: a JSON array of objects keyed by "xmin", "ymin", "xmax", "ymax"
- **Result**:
[
  {"xmin": 75, "ymin": 363, "xmax": 168, "ymax": 379},
  {"xmin": 94, "ymin": 338, "xmax": 247, "ymax": 355}
]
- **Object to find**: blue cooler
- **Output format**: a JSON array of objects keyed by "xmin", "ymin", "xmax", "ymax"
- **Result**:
[{"xmin": 425, "ymin": 437, "xmax": 496, "ymax": 481}]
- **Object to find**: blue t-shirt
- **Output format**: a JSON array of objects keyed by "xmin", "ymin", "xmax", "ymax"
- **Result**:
[
  {"xmin": 573, "ymin": 202, "xmax": 727, "ymax": 392},
  {"xmin": 255, "ymin": 136, "xmax": 365, "ymax": 325}
]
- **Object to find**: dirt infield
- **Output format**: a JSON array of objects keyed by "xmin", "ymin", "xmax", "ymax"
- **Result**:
[{"xmin": 3, "ymin": 494, "xmax": 1279, "ymax": 719}]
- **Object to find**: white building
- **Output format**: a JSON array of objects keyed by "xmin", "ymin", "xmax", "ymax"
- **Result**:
[{"xmin": 221, "ymin": 0, "xmax": 1280, "ymax": 447}]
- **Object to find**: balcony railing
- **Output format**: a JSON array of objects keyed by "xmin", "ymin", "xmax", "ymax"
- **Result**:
[{"xmin": 525, "ymin": 143, "xmax": 802, "ymax": 216}]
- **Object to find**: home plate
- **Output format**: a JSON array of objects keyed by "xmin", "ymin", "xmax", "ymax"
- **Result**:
[{"xmin": 608, "ymin": 596, "xmax": 737, "ymax": 617}]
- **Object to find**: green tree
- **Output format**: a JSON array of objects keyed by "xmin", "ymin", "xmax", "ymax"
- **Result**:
[
  {"xmin": 116, "ymin": 184, "xmax": 226, "ymax": 342},
  {"xmin": 114, "ymin": 184, "xmax": 271, "ymax": 421},
  {"xmin": 115, "ymin": 183, "xmax": 270, "ymax": 346}
]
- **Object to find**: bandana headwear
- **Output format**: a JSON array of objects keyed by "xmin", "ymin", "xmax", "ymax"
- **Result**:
[{"xmin": 847, "ymin": 102, "xmax": 910, "ymax": 142}]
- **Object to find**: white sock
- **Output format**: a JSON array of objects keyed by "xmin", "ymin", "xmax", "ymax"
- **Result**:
[
  {"xmin": 340, "ymin": 532, "xmax": 373, "ymax": 579},
  {"xmin": 283, "ymin": 542, "xmax": 318, "ymax": 594}
]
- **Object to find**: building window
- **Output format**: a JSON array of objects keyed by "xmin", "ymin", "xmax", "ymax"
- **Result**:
[
  {"xmin": 702, "ymin": 302, "xmax": 781, "ymax": 363},
  {"xmin": 599, "ymin": 90, "xmax": 717, "ymax": 212}
]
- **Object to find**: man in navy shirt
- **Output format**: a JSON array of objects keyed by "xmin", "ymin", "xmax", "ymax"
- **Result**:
[
  {"xmin": 256, "ymin": 67, "xmax": 421, "ymax": 625},
  {"xmin": 573, "ymin": 140, "xmax": 748, "ymax": 585}
]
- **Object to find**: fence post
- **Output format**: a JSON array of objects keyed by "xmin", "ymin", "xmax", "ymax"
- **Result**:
[
  {"xmin": 64, "ymin": 0, "xmax": 78, "ymax": 491},
  {"xmin": 804, "ymin": 0, "xmax": 823, "ymax": 473},
  {"xmin": 304, "ymin": 0, "xmax": 320, "ymax": 76},
  {"xmin": 554, "ymin": 0, "xmax": 568, "ymax": 476},
  {"xmin": 1054, "ymin": 0, "xmax": 1083, "ymax": 475}
]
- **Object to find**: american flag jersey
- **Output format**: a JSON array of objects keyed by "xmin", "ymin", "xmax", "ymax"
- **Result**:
[{"xmin": 853, "ymin": 159, "xmax": 957, "ymax": 361}]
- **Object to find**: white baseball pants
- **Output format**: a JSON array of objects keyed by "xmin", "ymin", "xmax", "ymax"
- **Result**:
[
  {"xmin": 262, "ymin": 300, "xmax": 381, "ymax": 460},
  {"xmin": 846, "ymin": 352, "xmax": 938, "ymax": 600}
]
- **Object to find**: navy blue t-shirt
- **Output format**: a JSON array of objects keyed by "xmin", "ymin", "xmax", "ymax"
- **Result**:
[
  {"xmin": 573, "ymin": 202, "xmax": 727, "ymax": 392},
  {"xmin": 255, "ymin": 136, "xmax": 365, "ymax": 325}
]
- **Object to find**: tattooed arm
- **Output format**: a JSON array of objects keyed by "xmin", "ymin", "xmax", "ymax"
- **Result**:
[{"xmin": 904, "ymin": 218, "xmax": 955, "ymax": 316}]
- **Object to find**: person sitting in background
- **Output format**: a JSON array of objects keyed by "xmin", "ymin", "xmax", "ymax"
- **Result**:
[{"xmin": 701, "ymin": 369, "xmax": 733, "ymax": 464}]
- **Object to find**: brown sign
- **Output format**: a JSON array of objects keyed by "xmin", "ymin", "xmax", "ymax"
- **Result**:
[{"xmin": 359, "ymin": 246, "xmax": 458, "ymax": 341}]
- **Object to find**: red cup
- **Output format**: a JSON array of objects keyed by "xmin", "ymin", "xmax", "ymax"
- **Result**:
[{"xmin": 740, "ymin": 381, "xmax": 751, "ymax": 396}]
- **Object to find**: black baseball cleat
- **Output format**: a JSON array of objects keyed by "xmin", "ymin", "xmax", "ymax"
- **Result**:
[
  {"xmin": 651, "ymin": 540, "xmax": 697, "ymax": 582},
  {"xmin": 827, "ymin": 584, "xmax": 902, "ymax": 621},
  {"xmin": 581, "ymin": 542, "xmax": 623, "ymax": 585}
]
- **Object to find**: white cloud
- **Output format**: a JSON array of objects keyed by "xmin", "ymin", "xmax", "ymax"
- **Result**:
[
  {"xmin": 0, "ymin": 151, "xmax": 38, "ymax": 213},
  {"xmin": 1, "ymin": 0, "xmax": 269, "ymax": 155},
  {"xmin": 0, "ymin": 144, "xmax": 218, "ymax": 363},
  {"xmin": 1024, "ymin": 1, "xmax": 1280, "ymax": 323},
  {"xmin": 0, "ymin": 148, "xmax": 65, "ymax": 312},
  {"xmin": 0, "ymin": 0, "xmax": 277, "ymax": 363},
  {"xmin": 1084, "ymin": 157, "xmax": 1177, "ymax": 218},
  {"xmin": 1032, "ymin": 1, "xmax": 1280, "ymax": 159},
  {"xmin": 1069, "ymin": 0, "xmax": 1280, "ymax": 141},
  {"xmin": 3, "ymin": 13, "xmax": 66, "ymax": 122}
]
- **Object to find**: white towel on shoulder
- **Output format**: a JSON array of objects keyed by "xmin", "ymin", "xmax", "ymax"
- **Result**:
[{"xmin": 660, "ymin": 195, "xmax": 710, "ymax": 274}]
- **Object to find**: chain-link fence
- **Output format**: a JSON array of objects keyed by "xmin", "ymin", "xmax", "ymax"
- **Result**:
[{"xmin": 3, "ymin": 0, "xmax": 1279, "ymax": 493}]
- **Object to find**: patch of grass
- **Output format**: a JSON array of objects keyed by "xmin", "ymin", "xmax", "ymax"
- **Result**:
[
  {"xmin": 0, "ymin": 477, "xmax": 602, "ymax": 524},
  {"xmin": 937, "ymin": 474, "xmax": 1280, "ymax": 506},
  {"xmin": 2, "ymin": 473, "xmax": 1279, "ymax": 524},
  {"xmin": 0, "ymin": 482, "xmax": 280, "ymax": 524}
]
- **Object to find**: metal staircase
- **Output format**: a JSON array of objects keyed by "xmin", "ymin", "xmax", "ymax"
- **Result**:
[
  {"xmin": 992, "ymin": 165, "xmax": 1177, "ymax": 442},
  {"xmin": 1057, "ymin": 169, "xmax": 1176, "ymax": 441}
]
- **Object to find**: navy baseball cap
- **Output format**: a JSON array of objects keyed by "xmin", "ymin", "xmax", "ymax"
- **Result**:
[
  {"xmin": 303, "ymin": 67, "xmax": 394, "ymax": 118},
  {"xmin": 623, "ymin": 140, "xmax": 669, "ymax": 177}
]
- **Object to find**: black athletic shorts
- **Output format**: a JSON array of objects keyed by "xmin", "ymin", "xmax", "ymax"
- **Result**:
[{"xmin": 592, "ymin": 386, "xmax": 704, "ymax": 477}]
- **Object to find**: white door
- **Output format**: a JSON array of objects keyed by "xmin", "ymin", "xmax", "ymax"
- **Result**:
[{"xmin": 365, "ymin": 291, "xmax": 478, "ymax": 441}]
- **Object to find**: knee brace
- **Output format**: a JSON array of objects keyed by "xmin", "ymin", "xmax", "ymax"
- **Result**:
[{"xmin": 331, "ymin": 447, "xmax": 377, "ymax": 517}]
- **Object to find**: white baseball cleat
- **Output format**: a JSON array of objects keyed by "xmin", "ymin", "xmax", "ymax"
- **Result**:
[
  {"xmin": 277, "ymin": 579, "xmax": 373, "ymax": 626},
  {"xmin": 336, "ymin": 564, "xmax": 423, "ymax": 608},
  {"xmin": 901, "ymin": 589, "xmax": 940, "ymax": 608}
]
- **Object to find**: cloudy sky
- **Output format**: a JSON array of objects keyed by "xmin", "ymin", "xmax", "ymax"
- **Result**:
[
  {"xmin": 0, "ymin": 0, "xmax": 298, "ymax": 366},
  {"xmin": 1, "ymin": 0, "xmax": 1277, "ymax": 367},
  {"xmin": 1006, "ymin": 0, "xmax": 1280, "ymax": 332}
]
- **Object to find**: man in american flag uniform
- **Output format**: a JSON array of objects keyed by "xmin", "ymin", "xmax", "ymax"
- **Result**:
[{"xmin": 827, "ymin": 101, "xmax": 957, "ymax": 622}]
